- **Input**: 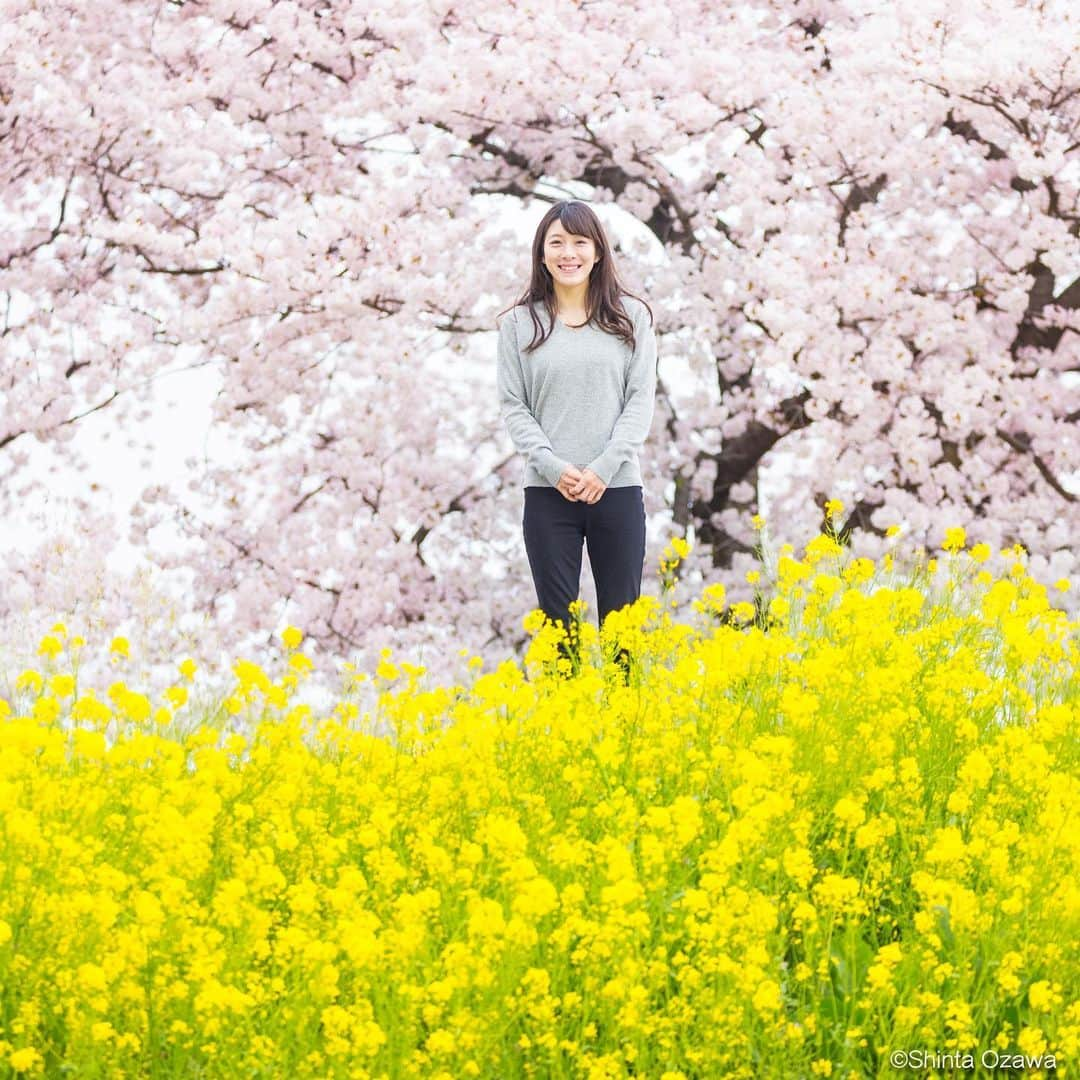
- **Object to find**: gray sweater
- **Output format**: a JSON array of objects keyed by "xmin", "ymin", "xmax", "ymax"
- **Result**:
[{"xmin": 496, "ymin": 296, "xmax": 657, "ymax": 489}]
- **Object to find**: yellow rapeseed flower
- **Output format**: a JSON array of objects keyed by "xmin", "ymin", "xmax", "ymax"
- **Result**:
[
  {"xmin": 1, "ymin": 531, "xmax": 1076, "ymax": 1078},
  {"xmin": 376, "ymin": 658, "xmax": 400, "ymax": 681},
  {"xmin": 833, "ymin": 797, "xmax": 865, "ymax": 830},
  {"xmin": 16, "ymin": 670, "xmax": 43, "ymax": 694},
  {"xmin": 72, "ymin": 692, "xmax": 111, "ymax": 725},
  {"xmin": 119, "ymin": 690, "xmax": 151, "ymax": 724},
  {"xmin": 1028, "ymin": 981, "xmax": 1062, "ymax": 1012},
  {"xmin": 692, "ymin": 582, "xmax": 727, "ymax": 619},
  {"xmin": 841, "ymin": 557, "xmax": 875, "ymax": 584},
  {"xmin": 1017, "ymin": 1027, "xmax": 1047, "ymax": 1057},
  {"xmin": 289, "ymin": 653, "xmax": 314, "ymax": 676},
  {"xmin": 805, "ymin": 533, "xmax": 844, "ymax": 563},
  {"xmin": 37, "ymin": 635, "xmax": 63, "ymax": 659},
  {"xmin": 32, "ymin": 695, "xmax": 60, "ymax": 724},
  {"xmin": 730, "ymin": 601, "xmax": 756, "ymax": 623},
  {"xmin": 232, "ymin": 659, "xmax": 271, "ymax": 693},
  {"xmin": 164, "ymin": 685, "xmax": 188, "ymax": 709},
  {"xmin": 769, "ymin": 596, "xmax": 791, "ymax": 619},
  {"xmin": 752, "ymin": 979, "xmax": 783, "ymax": 1014},
  {"xmin": 942, "ymin": 526, "xmax": 966, "ymax": 553},
  {"xmin": 8, "ymin": 1048, "xmax": 42, "ymax": 1073},
  {"xmin": 48, "ymin": 674, "xmax": 75, "ymax": 699}
]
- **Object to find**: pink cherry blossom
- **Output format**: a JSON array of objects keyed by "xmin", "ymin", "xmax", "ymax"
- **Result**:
[{"xmin": 0, "ymin": 0, "xmax": 1076, "ymax": 687}]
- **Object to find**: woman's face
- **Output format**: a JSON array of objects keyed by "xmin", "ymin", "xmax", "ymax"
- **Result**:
[{"xmin": 543, "ymin": 220, "xmax": 599, "ymax": 287}]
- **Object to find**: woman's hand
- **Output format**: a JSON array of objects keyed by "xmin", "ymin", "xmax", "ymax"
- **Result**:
[
  {"xmin": 569, "ymin": 467, "xmax": 606, "ymax": 504},
  {"xmin": 556, "ymin": 465, "xmax": 585, "ymax": 501}
]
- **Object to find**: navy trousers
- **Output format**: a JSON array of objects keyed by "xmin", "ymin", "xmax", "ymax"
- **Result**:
[{"xmin": 522, "ymin": 485, "xmax": 646, "ymax": 668}]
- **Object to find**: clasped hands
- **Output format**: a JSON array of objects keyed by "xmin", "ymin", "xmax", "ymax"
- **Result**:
[{"xmin": 556, "ymin": 465, "xmax": 606, "ymax": 504}]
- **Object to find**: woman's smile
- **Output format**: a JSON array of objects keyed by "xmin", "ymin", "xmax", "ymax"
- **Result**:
[{"xmin": 544, "ymin": 219, "xmax": 599, "ymax": 281}]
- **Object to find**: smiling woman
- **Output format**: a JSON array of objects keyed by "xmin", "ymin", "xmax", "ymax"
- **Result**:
[{"xmin": 495, "ymin": 199, "xmax": 658, "ymax": 680}]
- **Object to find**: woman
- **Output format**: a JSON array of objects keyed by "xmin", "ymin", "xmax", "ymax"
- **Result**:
[{"xmin": 496, "ymin": 199, "xmax": 658, "ymax": 677}]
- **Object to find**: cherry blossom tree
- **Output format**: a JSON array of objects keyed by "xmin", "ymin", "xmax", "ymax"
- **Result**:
[{"xmin": 2, "ymin": 0, "xmax": 1078, "ymax": 678}]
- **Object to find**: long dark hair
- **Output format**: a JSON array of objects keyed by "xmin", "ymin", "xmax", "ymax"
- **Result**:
[{"xmin": 498, "ymin": 200, "xmax": 653, "ymax": 353}]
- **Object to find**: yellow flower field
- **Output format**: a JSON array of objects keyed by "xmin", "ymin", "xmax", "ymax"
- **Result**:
[{"xmin": 1, "ymin": 530, "xmax": 1078, "ymax": 1078}]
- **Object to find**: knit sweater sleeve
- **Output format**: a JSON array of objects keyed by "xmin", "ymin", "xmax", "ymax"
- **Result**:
[
  {"xmin": 496, "ymin": 308, "xmax": 571, "ymax": 486},
  {"xmin": 586, "ymin": 302, "xmax": 658, "ymax": 486}
]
